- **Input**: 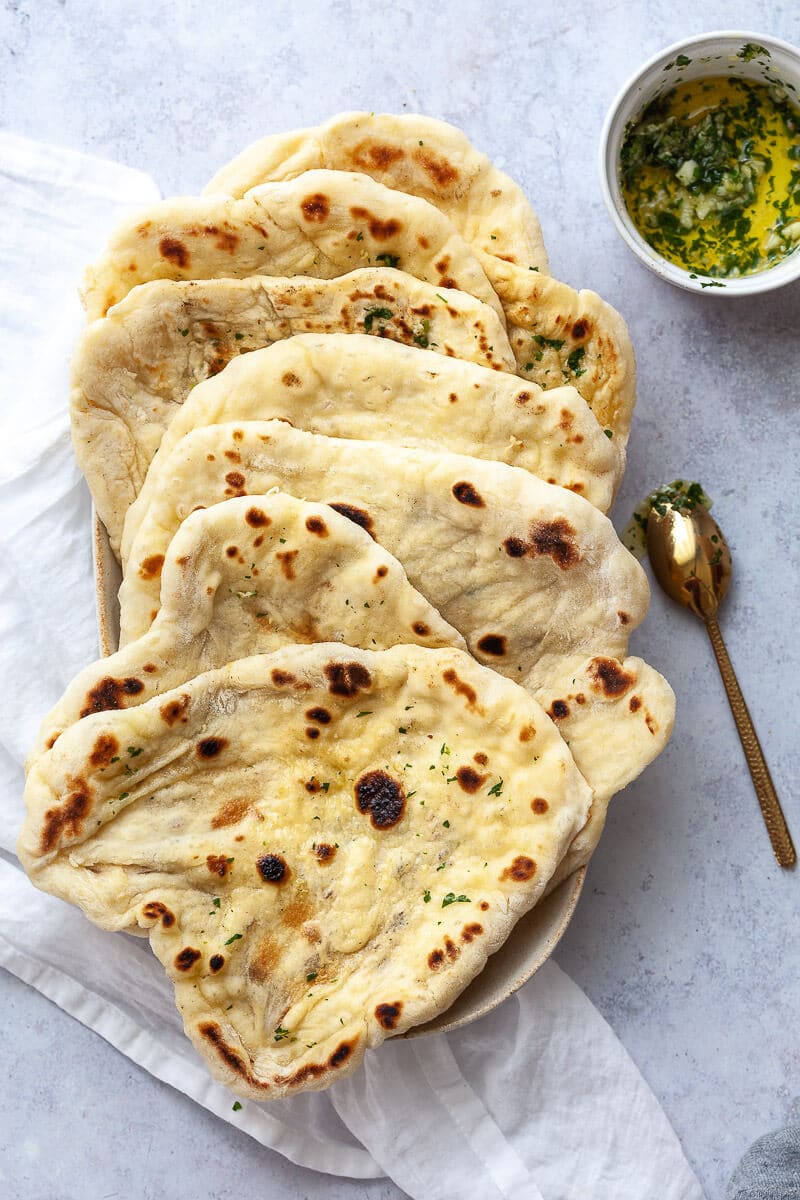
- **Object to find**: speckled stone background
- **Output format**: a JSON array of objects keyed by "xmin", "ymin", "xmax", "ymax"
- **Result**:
[{"xmin": 1, "ymin": 2, "xmax": 799, "ymax": 1197}]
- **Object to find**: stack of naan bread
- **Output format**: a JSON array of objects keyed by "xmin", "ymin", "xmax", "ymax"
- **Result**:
[{"xmin": 19, "ymin": 113, "xmax": 674, "ymax": 1100}]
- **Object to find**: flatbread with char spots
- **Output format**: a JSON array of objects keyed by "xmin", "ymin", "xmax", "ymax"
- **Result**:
[
  {"xmin": 72, "ymin": 271, "xmax": 514, "ymax": 556},
  {"xmin": 29, "ymin": 494, "xmax": 464, "ymax": 763},
  {"xmin": 201, "ymin": 113, "xmax": 635, "ymax": 453},
  {"xmin": 19, "ymin": 644, "xmax": 591, "ymax": 1099},
  {"xmin": 80, "ymin": 170, "xmax": 504, "ymax": 322},
  {"xmin": 120, "ymin": 333, "xmax": 617, "ymax": 563},
  {"xmin": 204, "ymin": 110, "xmax": 550, "ymax": 277},
  {"xmin": 490, "ymin": 261, "xmax": 636, "ymax": 463},
  {"xmin": 119, "ymin": 419, "xmax": 674, "ymax": 811}
]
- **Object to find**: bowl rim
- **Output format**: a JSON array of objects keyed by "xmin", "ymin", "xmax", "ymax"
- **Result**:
[{"xmin": 598, "ymin": 29, "xmax": 800, "ymax": 296}]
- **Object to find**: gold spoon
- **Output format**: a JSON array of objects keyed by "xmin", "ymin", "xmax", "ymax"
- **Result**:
[{"xmin": 647, "ymin": 501, "xmax": 796, "ymax": 868}]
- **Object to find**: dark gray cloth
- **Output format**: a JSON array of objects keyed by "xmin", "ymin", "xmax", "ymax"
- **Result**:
[{"xmin": 728, "ymin": 1127, "xmax": 800, "ymax": 1199}]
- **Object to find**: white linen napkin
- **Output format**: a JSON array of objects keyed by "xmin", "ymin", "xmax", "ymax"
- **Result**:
[{"xmin": 0, "ymin": 130, "xmax": 705, "ymax": 1199}]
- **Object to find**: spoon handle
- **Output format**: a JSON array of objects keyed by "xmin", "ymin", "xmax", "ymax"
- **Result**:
[{"xmin": 705, "ymin": 616, "xmax": 796, "ymax": 868}]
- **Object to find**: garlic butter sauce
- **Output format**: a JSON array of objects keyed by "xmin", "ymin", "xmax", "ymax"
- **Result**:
[{"xmin": 620, "ymin": 74, "xmax": 800, "ymax": 279}]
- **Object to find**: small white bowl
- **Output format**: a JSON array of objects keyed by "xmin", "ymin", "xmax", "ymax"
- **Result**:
[{"xmin": 599, "ymin": 31, "xmax": 800, "ymax": 296}]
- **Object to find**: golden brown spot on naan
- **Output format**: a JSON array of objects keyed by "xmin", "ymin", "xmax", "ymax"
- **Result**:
[
  {"xmin": 588, "ymin": 657, "xmax": 635, "ymax": 698},
  {"xmin": 281, "ymin": 895, "xmax": 311, "ymax": 926},
  {"xmin": 224, "ymin": 471, "xmax": 246, "ymax": 495},
  {"xmin": 211, "ymin": 796, "xmax": 251, "ymax": 829},
  {"xmin": 142, "ymin": 901, "xmax": 175, "ymax": 928},
  {"xmin": 271, "ymin": 669, "xmax": 296, "ymax": 687},
  {"xmin": 375, "ymin": 1001, "xmax": 403, "ymax": 1030},
  {"xmin": 442, "ymin": 669, "xmax": 479, "ymax": 710},
  {"xmin": 501, "ymin": 856, "xmax": 537, "ymax": 882},
  {"xmin": 40, "ymin": 778, "xmax": 93, "ymax": 854},
  {"xmin": 244, "ymin": 507, "xmax": 269, "ymax": 528},
  {"xmin": 349, "ymin": 205, "xmax": 402, "ymax": 241},
  {"xmin": 197, "ymin": 737, "xmax": 228, "ymax": 758},
  {"xmin": 138, "ymin": 554, "xmax": 164, "ymax": 581},
  {"xmin": 160, "ymin": 693, "xmax": 190, "ymax": 726},
  {"xmin": 455, "ymin": 766, "xmax": 486, "ymax": 793},
  {"xmin": 529, "ymin": 518, "xmax": 581, "ymax": 569},
  {"xmin": 276, "ymin": 549, "xmax": 298, "ymax": 580},
  {"xmin": 88, "ymin": 733, "xmax": 119, "ymax": 768},
  {"xmin": 301, "ymin": 193, "xmax": 330, "ymax": 222},
  {"xmin": 329, "ymin": 1041, "xmax": 355, "ymax": 1068},
  {"xmin": 355, "ymin": 142, "xmax": 405, "ymax": 169},
  {"xmin": 248, "ymin": 938, "xmax": 280, "ymax": 983},
  {"xmin": 80, "ymin": 676, "xmax": 144, "ymax": 718},
  {"xmin": 412, "ymin": 148, "xmax": 458, "ymax": 187},
  {"xmin": 175, "ymin": 947, "xmax": 201, "ymax": 971},
  {"xmin": 328, "ymin": 502, "xmax": 374, "ymax": 536},
  {"xmin": 206, "ymin": 854, "xmax": 230, "ymax": 877},
  {"xmin": 159, "ymin": 237, "xmax": 189, "ymax": 267},
  {"xmin": 355, "ymin": 771, "xmax": 405, "ymax": 829},
  {"xmin": 444, "ymin": 937, "xmax": 460, "ymax": 962},
  {"xmin": 476, "ymin": 634, "xmax": 506, "ymax": 657},
  {"xmin": 452, "ymin": 481, "xmax": 484, "ymax": 507},
  {"xmin": 325, "ymin": 662, "xmax": 372, "ymax": 697},
  {"xmin": 305, "ymin": 515, "xmax": 328, "ymax": 537},
  {"xmin": 256, "ymin": 853, "xmax": 289, "ymax": 884}
]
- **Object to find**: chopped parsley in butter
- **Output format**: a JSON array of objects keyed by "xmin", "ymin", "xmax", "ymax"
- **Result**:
[{"xmin": 620, "ymin": 75, "xmax": 800, "ymax": 278}]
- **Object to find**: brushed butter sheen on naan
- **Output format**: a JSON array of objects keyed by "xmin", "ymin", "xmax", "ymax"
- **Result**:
[
  {"xmin": 119, "ymin": 419, "xmax": 674, "ymax": 808},
  {"xmin": 29, "ymin": 494, "xmax": 464, "ymax": 762},
  {"xmin": 204, "ymin": 110, "xmax": 550, "ymax": 278},
  {"xmin": 81, "ymin": 170, "xmax": 503, "ymax": 322},
  {"xmin": 20, "ymin": 644, "xmax": 592, "ymax": 1099},
  {"xmin": 72, "ymin": 271, "xmax": 514, "ymax": 555},
  {"xmin": 120, "ymin": 333, "xmax": 617, "ymax": 563}
]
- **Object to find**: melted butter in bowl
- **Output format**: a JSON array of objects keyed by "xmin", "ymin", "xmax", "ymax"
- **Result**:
[
  {"xmin": 600, "ymin": 33, "xmax": 800, "ymax": 295},
  {"xmin": 621, "ymin": 76, "xmax": 800, "ymax": 279}
]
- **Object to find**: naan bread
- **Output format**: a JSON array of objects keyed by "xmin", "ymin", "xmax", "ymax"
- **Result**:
[
  {"xmin": 73, "ymin": 271, "xmax": 513, "ymax": 555},
  {"xmin": 199, "ymin": 113, "xmax": 635, "ymax": 447},
  {"xmin": 119, "ymin": 419, "xmax": 674, "ymax": 812},
  {"xmin": 120, "ymin": 333, "xmax": 617, "ymax": 562},
  {"xmin": 81, "ymin": 170, "xmax": 503, "ymax": 322},
  {"xmin": 30, "ymin": 494, "xmax": 465, "ymax": 763},
  {"xmin": 495, "ymin": 262, "xmax": 637, "ymax": 449},
  {"xmin": 204, "ymin": 110, "xmax": 550, "ymax": 278},
  {"xmin": 19, "ymin": 643, "xmax": 592, "ymax": 1099}
]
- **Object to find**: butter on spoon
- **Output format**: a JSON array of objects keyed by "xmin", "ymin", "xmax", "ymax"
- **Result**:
[{"xmin": 647, "ymin": 497, "xmax": 795, "ymax": 869}]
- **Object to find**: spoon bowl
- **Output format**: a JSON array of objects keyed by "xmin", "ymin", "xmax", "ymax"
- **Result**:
[{"xmin": 647, "ymin": 503, "xmax": 732, "ymax": 619}]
